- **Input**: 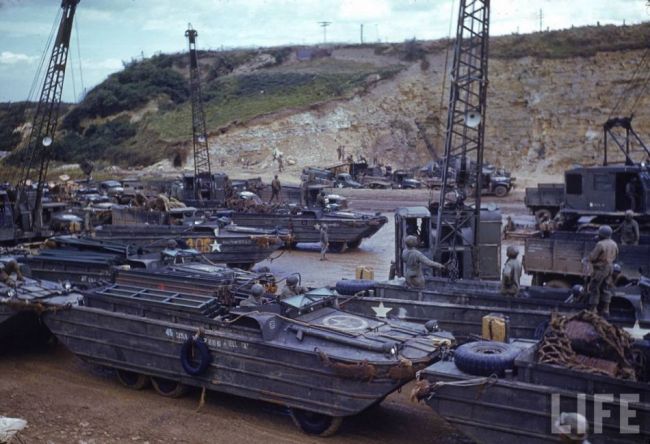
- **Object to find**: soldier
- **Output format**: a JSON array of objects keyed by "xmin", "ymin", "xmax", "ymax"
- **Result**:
[
  {"xmin": 0, "ymin": 260, "xmax": 24, "ymax": 287},
  {"xmin": 500, "ymin": 246, "xmax": 522, "ymax": 296},
  {"xmin": 617, "ymin": 210, "xmax": 640, "ymax": 246},
  {"xmin": 502, "ymin": 215, "xmax": 515, "ymax": 237},
  {"xmin": 240, "ymin": 283, "xmax": 266, "ymax": 307},
  {"xmin": 625, "ymin": 177, "xmax": 639, "ymax": 211},
  {"xmin": 402, "ymin": 235, "xmax": 445, "ymax": 289},
  {"xmin": 336, "ymin": 145, "xmax": 343, "ymax": 161},
  {"xmin": 270, "ymin": 175, "xmax": 281, "ymax": 203},
  {"xmin": 319, "ymin": 224, "xmax": 329, "ymax": 261},
  {"xmin": 316, "ymin": 190, "xmax": 327, "ymax": 208},
  {"xmin": 280, "ymin": 275, "xmax": 307, "ymax": 299},
  {"xmin": 587, "ymin": 225, "xmax": 618, "ymax": 316},
  {"xmin": 277, "ymin": 154, "xmax": 284, "ymax": 172},
  {"xmin": 538, "ymin": 214, "xmax": 552, "ymax": 238}
]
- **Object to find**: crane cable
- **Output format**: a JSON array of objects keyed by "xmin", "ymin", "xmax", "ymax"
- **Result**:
[
  {"xmin": 429, "ymin": 0, "xmax": 457, "ymax": 206},
  {"xmin": 12, "ymin": 8, "xmax": 62, "ymax": 184},
  {"xmin": 608, "ymin": 47, "xmax": 649, "ymax": 119}
]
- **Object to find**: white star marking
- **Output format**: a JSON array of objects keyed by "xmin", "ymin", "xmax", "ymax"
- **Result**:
[
  {"xmin": 371, "ymin": 301, "xmax": 392, "ymax": 318},
  {"xmin": 211, "ymin": 240, "xmax": 221, "ymax": 252}
]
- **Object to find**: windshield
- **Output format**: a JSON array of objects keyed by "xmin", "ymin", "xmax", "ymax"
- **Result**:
[{"xmin": 282, "ymin": 288, "xmax": 334, "ymax": 309}]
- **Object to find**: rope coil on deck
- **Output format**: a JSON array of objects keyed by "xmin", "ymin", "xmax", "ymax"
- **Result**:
[{"xmin": 410, "ymin": 374, "xmax": 498, "ymax": 402}]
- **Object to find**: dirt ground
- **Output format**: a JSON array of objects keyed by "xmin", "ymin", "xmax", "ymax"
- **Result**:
[{"xmin": 1, "ymin": 189, "xmax": 531, "ymax": 443}]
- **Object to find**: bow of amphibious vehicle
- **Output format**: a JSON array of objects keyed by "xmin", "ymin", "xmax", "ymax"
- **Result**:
[{"xmin": 41, "ymin": 285, "xmax": 452, "ymax": 435}]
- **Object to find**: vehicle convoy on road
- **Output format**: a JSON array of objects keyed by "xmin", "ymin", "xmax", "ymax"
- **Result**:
[{"xmin": 41, "ymin": 282, "xmax": 453, "ymax": 436}]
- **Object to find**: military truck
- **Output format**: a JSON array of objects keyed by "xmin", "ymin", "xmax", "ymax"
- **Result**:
[
  {"xmin": 394, "ymin": 205, "xmax": 502, "ymax": 281},
  {"xmin": 523, "ymin": 231, "xmax": 650, "ymax": 288},
  {"xmin": 524, "ymin": 183, "xmax": 564, "ymax": 222},
  {"xmin": 419, "ymin": 159, "xmax": 514, "ymax": 197}
]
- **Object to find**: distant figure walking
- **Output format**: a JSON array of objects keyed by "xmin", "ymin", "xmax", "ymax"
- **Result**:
[
  {"xmin": 319, "ymin": 224, "xmax": 329, "ymax": 261},
  {"xmin": 337, "ymin": 145, "xmax": 345, "ymax": 161},
  {"xmin": 270, "ymin": 175, "xmax": 281, "ymax": 203},
  {"xmin": 277, "ymin": 155, "xmax": 284, "ymax": 172}
]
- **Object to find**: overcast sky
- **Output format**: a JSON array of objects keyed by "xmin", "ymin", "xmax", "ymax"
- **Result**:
[{"xmin": 0, "ymin": 0, "xmax": 648, "ymax": 102}]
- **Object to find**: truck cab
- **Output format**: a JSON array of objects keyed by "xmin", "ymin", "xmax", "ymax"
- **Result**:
[
  {"xmin": 394, "ymin": 206, "xmax": 501, "ymax": 281},
  {"xmin": 333, "ymin": 173, "xmax": 362, "ymax": 189},
  {"xmin": 564, "ymin": 164, "xmax": 649, "ymax": 215},
  {"xmin": 392, "ymin": 170, "xmax": 422, "ymax": 189}
]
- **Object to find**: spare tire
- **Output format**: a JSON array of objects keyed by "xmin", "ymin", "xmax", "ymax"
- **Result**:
[
  {"xmin": 335, "ymin": 279, "xmax": 376, "ymax": 296},
  {"xmin": 180, "ymin": 336, "xmax": 211, "ymax": 376},
  {"xmin": 454, "ymin": 341, "xmax": 520, "ymax": 377}
]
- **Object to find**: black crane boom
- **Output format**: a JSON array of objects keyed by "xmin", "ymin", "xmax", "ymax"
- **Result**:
[
  {"xmin": 185, "ymin": 24, "xmax": 212, "ymax": 197},
  {"xmin": 433, "ymin": 0, "xmax": 490, "ymax": 278},
  {"xmin": 17, "ymin": 0, "xmax": 80, "ymax": 230}
]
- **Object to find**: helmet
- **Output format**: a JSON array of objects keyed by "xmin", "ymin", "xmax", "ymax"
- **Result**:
[
  {"xmin": 571, "ymin": 284, "xmax": 584, "ymax": 296},
  {"xmin": 166, "ymin": 239, "xmax": 178, "ymax": 249},
  {"xmin": 613, "ymin": 263, "xmax": 622, "ymax": 274},
  {"xmin": 251, "ymin": 284, "xmax": 265, "ymax": 297},
  {"xmin": 286, "ymin": 275, "xmax": 299, "ymax": 286},
  {"xmin": 598, "ymin": 225, "xmax": 613, "ymax": 239},
  {"xmin": 405, "ymin": 235, "xmax": 418, "ymax": 248},
  {"xmin": 625, "ymin": 209, "xmax": 634, "ymax": 219},
  {"xmin": 506, "ymin": 246, "xmax": 519, "ymax": 259},
  {"xmin": 321, "ymin": 224, "xmax": 328, "ymax": 231}
]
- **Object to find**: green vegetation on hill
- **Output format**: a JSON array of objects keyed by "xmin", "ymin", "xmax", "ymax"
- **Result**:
[
  {"xmin": 0, "ymin": 103, "xmax": 26, "ymax": 152},
  {"xmin": 1, "ymin": 22, "xmax": 649, "ymax": 169}
]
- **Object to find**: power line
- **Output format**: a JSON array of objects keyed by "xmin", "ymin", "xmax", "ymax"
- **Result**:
[{"xmin": 318, "ymin": 21, "xmax": 331, "ymax": 43}]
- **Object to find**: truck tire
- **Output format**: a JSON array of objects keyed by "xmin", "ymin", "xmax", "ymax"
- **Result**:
[
  {"xmin": 289, "ymin": 408, "xmax": 343, "ymax": 437},
  {"xmin": 335, "ymin": 279, "xmax": 376, "ymax": 296},
  {"xmin": 454, "ymin": 341, "xmax": 520, "ymax": 377},
  {"xmin": 534, "ymin": 208, "xmax": 552, "ymax": 223},
  {"xmin": 328, "ymin": 242, "xmax": 346, "ymax": 253},
  {"xmin": 180, "ymin": 336, "xmax": 211, "ymax": 376},
  {"xmin": 494, "ymin": 185, "xmax": 508, "ymax": 197},
  {"xmin": 116, "ymin": 369, "xmax": 150, "ymax": 390},
  {"xmin": 151, "ymin": 377, "xmax": 189, "ymax": 398},
  {"xmin": 347, "ymin": 239, "xmax": 362, "ymax": 250}
]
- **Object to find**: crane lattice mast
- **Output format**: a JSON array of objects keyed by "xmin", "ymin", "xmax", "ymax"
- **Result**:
[
  {"xmin": 17, "ymin": 0, "xmax": 80, "ymax": 229},
  {"xmin": 185, "ymin": 24, "xmax": 212, "ymax": 196},
  {"xmin": 433, "ymin": 0, "xmax": 490, "ymax": 278}
]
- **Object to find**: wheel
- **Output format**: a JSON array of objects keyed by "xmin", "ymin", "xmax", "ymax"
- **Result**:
[
  {"xmin": 151, "ymin": 377, "xmax": 189, "ymax": 398},
  {"xmin": 335, "ymin": 279, "xmax": 376, "ymax": 296},
  {"xmin": 494, "ymin": 185, "xmax": 508, "ymax": 197},
  {"xmin": 454, "ymin": 341, "xmax": 521, "ymax": 377},
  {"xmin": 546, "ymin": 279, "xmax": 570, "ymax": 289},
  {"xmin": 289, "ymin": 408, "xmax": 343, "ymax": 437},
  {"xmin": 116, "ymin": 369, "xmax": 150, "ymax": 390},
  {"xmin": 534, "ymin": 208, "xmax": 552, "ymax": 223},
  {"xmin": 328, "ymin": 242, "xmax": 346, "ymax": 253},
  {"xmin": 346, "ymin": 239, "xmax": 362, "ymax": 250}
]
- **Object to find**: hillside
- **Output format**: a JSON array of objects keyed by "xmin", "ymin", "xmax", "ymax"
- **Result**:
[{"xmin": 2, "ymin": 22, "xmax": 650, "ymax": 184}]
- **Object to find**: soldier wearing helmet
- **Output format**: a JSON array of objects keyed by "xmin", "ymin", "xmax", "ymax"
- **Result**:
[
  {"xmin": 617, "ymin": 210, "xmax": 640, "ymax": 246},
  {"xmin": 280, "ymin": 275, "xmax": 307, "ymax": 299},
  {"xmin": 500, "ymin": 246, "xmax": 522, "ymax": 296},
  {"xmin": 0, "ymin": 260, "xmax": 24, "ymax": 287},
  {"xmin": 240, "ymin": 283, "xmax": 266, "ymax": 307},
  {"xmin": 402, "ymin": 235, "xmax": 445, "ymax": 289},
  {"xmin": 586, "ymin": 225, "xmax": 618, "ymax": 316}
]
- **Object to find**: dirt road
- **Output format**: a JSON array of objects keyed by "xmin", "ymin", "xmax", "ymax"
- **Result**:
[
  {"xmin": 1, "ymin": 189, "xmax": 530, "ymax": 443},
  {"xmin": 1, "ymin": 345, "xmax": 471, "ymax": 444}
]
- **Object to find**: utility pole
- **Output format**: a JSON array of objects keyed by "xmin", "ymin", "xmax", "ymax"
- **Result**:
[
  {"xmin": 539, "ymin": 9, "xmax": 543, "ymax": 32},
  {"xmin": 318, "ymin": 21, "xmax": 331, "ymax": 43},
  {"xmin": 360, "ymin": 23, "xmax": 364, "ymax": 44}
]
